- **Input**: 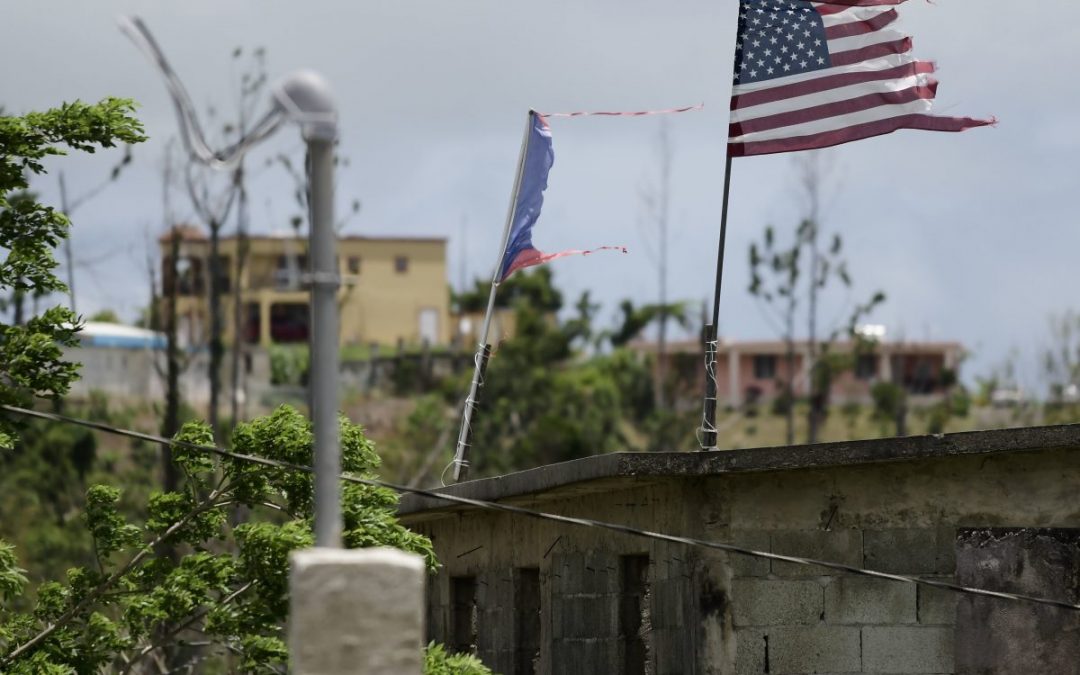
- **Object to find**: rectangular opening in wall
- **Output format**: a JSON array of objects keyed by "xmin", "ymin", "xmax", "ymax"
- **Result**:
[
  {"xmin": 514, "ymin": 568, "xmax": 541, "ymax": 675},
  {"xmin": 619, "ymin": 554, "xmax": 651, "ymax": 675},
  {"xmin": 269, "ymin": 303, "xmax": 309, "ymax": 343},
  {"xmin": 753, "ymin": 354, "xmax": 777, "ymax": 380},
  {"xmin": 450, "ymin": 575, "xmax": 478, "ymax": 656},
  {"xmin": 244, "ymin": 302, "xmax": 261, "ymax": 344},
  {"xmin": 855, "ymin": 353, "xmax": 878, "ymax": 380}
]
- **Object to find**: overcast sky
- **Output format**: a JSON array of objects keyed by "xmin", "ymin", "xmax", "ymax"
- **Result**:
[{"xmin": 4, "ymin": 0, "xmax": 1078, "ymax": 389}]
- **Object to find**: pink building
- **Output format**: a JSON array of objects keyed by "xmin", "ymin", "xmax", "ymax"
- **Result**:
[{"xmin": 632, "ymin": 338, "xmax": 964, "ymax": 408}]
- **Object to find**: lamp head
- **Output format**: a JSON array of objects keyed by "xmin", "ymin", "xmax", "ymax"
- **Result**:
[{"xmin": 272, "ymin": 70, "xmax": 338, "ymax": 142}]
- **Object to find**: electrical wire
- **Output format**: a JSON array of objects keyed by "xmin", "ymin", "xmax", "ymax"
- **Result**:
[{"xmin": 3, "ymin": 403, "xmax": 1079, "ymax": 613}]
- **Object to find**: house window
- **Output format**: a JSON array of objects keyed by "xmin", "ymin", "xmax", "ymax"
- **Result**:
[
  {"xmin": 274, "ymin": 254, "xmax": 307, "ymax": 290},
  {"xmin": 244, "ymin": 303, "xmax": 261, "ymax": 344},
  {"xmin": 753, "ymin": 354, "xmax": 777, "ymax": 380},
  {"xmin": 164, "ymin": 256, "xmax": 204, "ymax": 296},
  {"xmin": 212, "ymin": 255, "xmax": 231, "ymax": 293},
  {"xmin": 856, "ymin": 354, "xmax": 878, "ymax": 380},
  {"xmin": 450, "ymin": 576, "xmax": 478, "ymax": 656},
  {"xmin": 269, "ymin": 303, "xmax": 309, "ymax": 343},
  {"xmin": 619, "ymin": 555, "xmax": 650, "ymax": 675},
  {"xmin": 347, "ymin": 256, "xmax": 361, "ymax": 275},
  {"xmin": 514, "ymin": 568, "xmax": 541, "ymax": 675},
  {"xmin": 395, "ymin": 255, "xmax": 409, "ymax": 274}
]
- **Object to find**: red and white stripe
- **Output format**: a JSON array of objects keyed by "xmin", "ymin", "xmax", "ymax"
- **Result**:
[
  {"xmin": 537, "ymin": 103, "xmax": 704, "ymax": 119},
  {"xmin": 729, "ymin": 0, "xmax": 992, "ymax": 157}
]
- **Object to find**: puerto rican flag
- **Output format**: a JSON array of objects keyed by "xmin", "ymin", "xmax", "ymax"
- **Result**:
[
  {"xmin": 498, "ymin": 111, "xmax": 624, "ymax": 282},
  {"xmin": 729, "ymin": 0, "xmax": 993, "ymax": 157}
]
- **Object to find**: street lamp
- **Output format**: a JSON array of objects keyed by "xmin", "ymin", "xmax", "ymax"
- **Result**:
[
  {"xmin": 119, "ymin": 17, "xmax": 343, "ymax": 548},
  {"xmin": 272, "ymin": 71, "xmax": 342, "ymax": 548}
]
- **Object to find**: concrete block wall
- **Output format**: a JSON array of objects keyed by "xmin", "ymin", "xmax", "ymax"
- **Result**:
[
  {"xmin": 413, "ymin": 480, "xmax": 713, "ymax": 674},
  {"xmin": 549, "ymin": 551, "xmax": 619, "ymax": 673},
  {"xmin": 406, "ymin": 447, "xmax": 1080, "ymax": 675},
  {"xmin": 955, "ymin": 528, "xmax": 1080, "ymax": 673},
  {"xmin": 730, "ymin": 528, "xmax": 956, "ymax": 675}
]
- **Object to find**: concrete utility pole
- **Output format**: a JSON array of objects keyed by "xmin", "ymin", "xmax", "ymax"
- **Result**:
[
  {"xmin": 273, "ymin": 72, "xmax": 343, "ymax": 547},
  {"xmin": 123, "ymin": 22, "xmax": 434, "ymax": 672},
  {"xmin": 120, "ymin": 17, "xmax": 343, "ymax": 547}
]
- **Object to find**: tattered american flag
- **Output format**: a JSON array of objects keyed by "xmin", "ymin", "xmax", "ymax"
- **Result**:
[{"xmin": 729, "ymin": 0, "xmax": 993, "ymax": 157}]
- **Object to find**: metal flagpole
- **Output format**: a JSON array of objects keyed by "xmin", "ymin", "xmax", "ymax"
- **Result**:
[
  {"xmin": 701, "ymin": 152, "xmax": 733, "ymax": 449},
  {"xmin": 452, "ymin": 111, "xmax": 534, "ymax": 482}
]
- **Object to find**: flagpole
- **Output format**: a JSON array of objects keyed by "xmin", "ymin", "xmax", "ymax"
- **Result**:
[
  {"xmin": 701, "ymin": 152, "xmax": 733, "ymax": 449},
  {"xmin": 452, "ymin": 111, "xmax": 534, "ymax": 482}
]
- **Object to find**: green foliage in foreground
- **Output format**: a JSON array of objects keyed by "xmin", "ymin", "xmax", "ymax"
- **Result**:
[
  {"xmin": 0, "ymin": 99, "xmax": 145, "ymax": 449},
  {"xmin": 0, "ymin": 405, "xmax": 443, "ymax": 673},
  {"xmin": 424, "ymin": 641, "xmax": 493, "ymax": 675}
]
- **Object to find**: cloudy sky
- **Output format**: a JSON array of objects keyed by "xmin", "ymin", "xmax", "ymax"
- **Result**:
[{"xmin": 4, "ymin": 0, "xmax": 1078, "ymax": 388}]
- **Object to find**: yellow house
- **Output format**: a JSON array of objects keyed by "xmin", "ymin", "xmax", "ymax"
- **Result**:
[{"xmin": 161, "ymin": 226, "xmax": 451, "ymax": 349}]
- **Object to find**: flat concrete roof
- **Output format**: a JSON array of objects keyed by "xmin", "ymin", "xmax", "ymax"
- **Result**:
[{"xmin": 399, "ymin": 423, "xmax": 1080, "ymax": 517}]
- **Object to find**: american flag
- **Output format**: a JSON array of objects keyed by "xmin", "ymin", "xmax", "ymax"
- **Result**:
[{"xmin": 729, "ymin": 0, "xmax": 993, "ymax": 157}]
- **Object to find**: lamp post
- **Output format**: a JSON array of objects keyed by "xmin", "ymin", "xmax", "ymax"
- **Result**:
[
  {"xmin": 120, "ymin": 18, "xmax": 343, "ymax": 547},
  {"xmin": 272, "ymin": 72, "xmax": 342, "ymax": 547}
]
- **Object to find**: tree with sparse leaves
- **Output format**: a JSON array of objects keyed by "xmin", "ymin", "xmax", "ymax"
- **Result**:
[
  {"xmin": 1043, "ymin": 310, "xmax": 1080, "ymax": 402},
  {"xmin": 748, "ymin": 219, "xmax": 884, "ymax": 445},
  {"xmin": 0, "ymin": 99, "xmax": 146, "ymax": 448},
  {"xmin": 0, "ymin": 406, "xmax": 489, "ymax": 674}
]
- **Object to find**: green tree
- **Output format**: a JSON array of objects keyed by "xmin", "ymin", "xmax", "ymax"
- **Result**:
[
  {"xmin": 1043, "ymin": 310, "xmax": 1080, "ymax": 402},
  {"xmin": 748, "ymin": 221, "xmax": 885, "ymax": 445},
  {"xmin": 424, "ymin": 641, "xmax": 492, "ymax": 674},
  {"xmin": 0, "ymin": 99, "xmax": 145, "ymax": 447},
  {"xmin": 606, "ymin": 300, "xmax": 690, "ymax": 349},
  {"xmin": 463, "ymin": 270, "xmax": 654, "ymax": 474},
  {"xmin": 0, "ymin": 406, "xmax": 443, "ymax": 673},
  {"xmin": 747, "ymin": 222, "xmax": 803, "ymax": 444},
  {"xmin": 871, "ymin": 380, "xmax": 906, "ymax": 436},
  {"xmin": 87, "ymin": 309, "xmax": 122, "ymax": 324},
  {"xmin": 453, "ymin": 266, "xmax": 564, "ymax": 314}
]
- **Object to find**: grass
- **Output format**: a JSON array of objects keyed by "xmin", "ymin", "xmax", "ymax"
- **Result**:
[{"xmin": 710, "ymin": 402, "xmax": 1080, "ymax": 451}]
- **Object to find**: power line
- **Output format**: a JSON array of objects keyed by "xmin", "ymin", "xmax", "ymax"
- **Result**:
[{"xmin": 4, "ymin": 403, "xmax": 1079, "ymax": 613}]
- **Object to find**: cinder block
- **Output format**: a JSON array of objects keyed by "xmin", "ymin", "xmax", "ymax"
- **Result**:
[
  {"xmin": 863, "ymin": 528, "xmax": 956, "ymax": 575},
  {"xmin": 580, "ymin": 551, "xmax": 618, "ymax": 595},
  {"xmin": 552, "ymin": 596, "xmax": 617, "ymax": 639},
  {"xmin": 729, "ymin": 530, "xmax": 771, "ymax": 577},
  {"xmin": 552, "ymin": 639, "xmax": 613, "ymax": 674},
  {"xmin": 767, "ymin": 626, "xmax": 862, "ymax": 674},
  {"xmin": 917, "ymin": 578, "xmax": 958, "ymax": 625},
  {"xmin": 479, "ymin": 575, "xmax": 513, "ymax": 653},
  {"xmin": 554, "ymin": 550, "xmax": 617, "ymax": 596},
  {"xmin": 735, "ymin": 629, "xmax": 766, "ymax": 675},
  {"xmin": 289, "ymin": 547, "xmax": 425, "ymax": 675},
  {"xmin": 824, "ymin": 577, "xmax": 917, "ymax": 625},
  {"xmin": 652, "ymin": 578, "xmax": 688, "ymax": 629},
  {"xmin": 862, "ymin": 626, "xmax": 953, "ymax": 673},
  {"xmin": 770, "ymin": 530, "xmax": 862, "ymax": 577},
  {"xmin": 732, "ymin": 579, "xmax": 822, "ymax": 627},
  {"xmin": 653, "ymin": 628, "xmax": 693, "ymax": 675},
  {"xmin": 552, "ymin": 552, "xmax": 586, "ymax": 594}
]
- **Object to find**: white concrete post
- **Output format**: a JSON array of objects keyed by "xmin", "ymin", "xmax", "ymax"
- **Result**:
[
  {"xmin": 289, "ymin": 547, "xmax": 426, "ymax": 674},
  {"xmin": 728, "ymin": 346, "xmax": 740, "ymax": 407}
]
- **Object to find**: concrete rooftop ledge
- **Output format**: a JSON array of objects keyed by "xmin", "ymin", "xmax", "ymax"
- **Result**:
[{"xmin": 398, "ymin": 423, "xmax": 1080, "ymax": 517}]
